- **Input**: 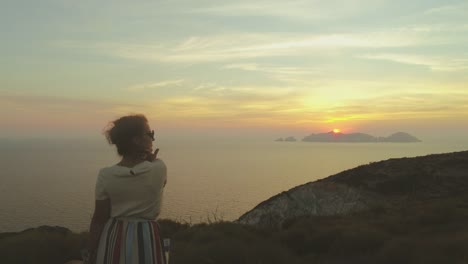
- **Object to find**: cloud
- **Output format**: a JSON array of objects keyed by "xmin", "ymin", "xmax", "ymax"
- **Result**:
[
  {"xmin": 149, "ymin": 82, "xmax": 308, "ymax": 123},
  {"xmin": 173, "ymin": 33, "xmax": 417, "ymax": 59},
  {"xmin": 223, "ymin": 63, "xmax": 322, "ymax": 82},
  {"xmin": 423, "ymin": 2, "xmax": 468, "ymax": 16},
  {"xmin": 395, "ymin": 24, "xmax": 468, "ymax": 33},
  {"xmin": 3, "ymin": 86, "xmax": 467, "ymax": 133},
  {"xmin": 359, "ymin": 53, "xmax": 468, "ymax": 71},
  {"xmin": 127, "ymin": 79, "xmax": 185, "ymax": 91},
  {"xmin": 63, "ymin": 32, "xmax": 419, "ymax": 64},
  {"xmin": 188, "ymin": 0, "xmax": 322, "ymax": 20},
  {"xmin": 0, "ymin": 93, "xmax": 144, "ymax": 131},
  {"xmin": 322, "ymin": 92, "xmax": 468, "ymax": 123},
  {"xmin": 189, "ymin": 83, "xmax": 300, "ymax": 102},
  {"xmin": 186, "ymin": 0, "xmax": 384, "ymax": 21},
  {"xmin": 145, "ymin": 80, "xmax": 468, "ymax": 129},
  {"xmin": 224, "ymin": 63, "xmax": 320, "ymax": 75},
  {"xmin": 0, "ymin": 93, "xmax": 126, "ymax": 110},
  {"xmin": 139, "ymin": 78, "xmax": 468, "ymax": 128}
]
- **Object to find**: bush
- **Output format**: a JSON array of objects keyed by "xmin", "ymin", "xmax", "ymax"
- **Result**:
[
  {"xmin": 0, "ymin": 228, "xmax": 86, "ymax": 264},
  {"xmin": 171, "ymin": 222, "xmax": 303, "ymax": 264},
  {"xmin": 2, "ymin": 199, "xmax": 468, "ymax": 264}
]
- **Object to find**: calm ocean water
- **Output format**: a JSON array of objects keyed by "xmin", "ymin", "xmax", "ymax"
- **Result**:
[{"xmin": 1, "ymin": 137, "xmax": 468, "ymax": 232}]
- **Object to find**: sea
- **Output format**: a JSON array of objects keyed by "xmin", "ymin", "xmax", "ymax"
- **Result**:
[{"xmin": 1, "ymin": 136, "xmax": 468, "ymax": 233}]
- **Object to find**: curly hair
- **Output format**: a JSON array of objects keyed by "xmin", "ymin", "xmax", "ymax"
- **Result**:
[{"xmin": 104, "ymin": 114, "xmax": 148, "ymax": 156}]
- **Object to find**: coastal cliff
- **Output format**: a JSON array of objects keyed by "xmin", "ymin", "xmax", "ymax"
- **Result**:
[{"xmin": 238, "ymin": 150, "xmax": 468, "ymax": 227}]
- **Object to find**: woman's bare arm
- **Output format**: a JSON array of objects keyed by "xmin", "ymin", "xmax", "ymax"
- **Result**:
[{"xmin": 87, "ymin": 199, "xmax": 111, "ymax": 263}]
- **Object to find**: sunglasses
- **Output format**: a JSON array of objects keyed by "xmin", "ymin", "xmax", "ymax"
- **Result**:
[{"xmin": 146, "ymin": 130, "xmax": 155, "ymax": 141}]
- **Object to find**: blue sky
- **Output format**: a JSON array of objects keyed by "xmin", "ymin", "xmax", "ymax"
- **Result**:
[{"xmin": 1, "ymin": 0, "xmax": 467, "ymax": 138}]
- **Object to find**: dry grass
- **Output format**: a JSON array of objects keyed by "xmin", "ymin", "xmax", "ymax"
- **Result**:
[{"xmin": 2, "ymin": 196, "xmax": 468, "ymax": 264}]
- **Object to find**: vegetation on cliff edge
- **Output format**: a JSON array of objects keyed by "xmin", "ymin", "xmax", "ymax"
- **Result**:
[{"xmin": 1, "ymin": 194, "xmax": 468, "ymax": 264}]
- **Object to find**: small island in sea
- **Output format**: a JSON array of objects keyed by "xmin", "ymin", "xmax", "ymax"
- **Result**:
[
  {"xmin": 276, "ymin": 131, "xmax": 421, "ymax": 143},
  {"xmin": 275, "ymin": 136, "xmax": 297, "ymax": 142}
]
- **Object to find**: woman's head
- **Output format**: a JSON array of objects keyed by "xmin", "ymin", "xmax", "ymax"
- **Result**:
[{"xmin": 104, "ymin": 114, "xmax": 154, "ymax": 156}]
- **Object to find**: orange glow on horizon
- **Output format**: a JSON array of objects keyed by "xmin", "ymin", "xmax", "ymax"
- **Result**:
[{"xmin": 333, "ymin": 128, "xmax": 341, "ymax": 133}]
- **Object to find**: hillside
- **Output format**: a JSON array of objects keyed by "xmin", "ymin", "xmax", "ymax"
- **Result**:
[{"xmin": 238, "ymin": 150, "xmax": 468, "ymax": 227}]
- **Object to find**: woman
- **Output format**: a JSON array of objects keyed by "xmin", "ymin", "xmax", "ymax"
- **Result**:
[{"xmin": 85, "ymin": 114, "xmax": 167, "ymax": 264}]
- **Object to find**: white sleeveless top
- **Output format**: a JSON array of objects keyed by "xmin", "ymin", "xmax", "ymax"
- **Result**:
[{"xmin": 94, "ymin": 160, "xmax": 167, "ymax": 220}]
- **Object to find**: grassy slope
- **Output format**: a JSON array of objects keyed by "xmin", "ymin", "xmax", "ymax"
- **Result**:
[{"xmin": 1, "ymin": 195, "xmax": 468, "ymax": 264}]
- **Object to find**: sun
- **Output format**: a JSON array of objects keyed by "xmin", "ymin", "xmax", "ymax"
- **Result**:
[{"xmin": 333, "ymin": 128, "xmax": 341, "ymax": 133}]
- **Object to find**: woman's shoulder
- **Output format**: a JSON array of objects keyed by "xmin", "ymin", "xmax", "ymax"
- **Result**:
[
  {"xmin": 99, "ymin": 162, "xmax": 142, "ymax": 175},
  {"xmin": 150, "ymin": 159, "xmax": 166, "ymax": 167},
  {"xmin": 97, "ymin": 160, "xmax": 166, "ymax": 178},
  {"xmin": 146, "ymin": 159, "xmax": 167, "ymax": 174}
]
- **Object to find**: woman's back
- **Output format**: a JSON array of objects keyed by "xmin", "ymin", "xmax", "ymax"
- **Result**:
[{"xmin": 96, "ymin": 160, "xmax": 167, "ymax": 219}]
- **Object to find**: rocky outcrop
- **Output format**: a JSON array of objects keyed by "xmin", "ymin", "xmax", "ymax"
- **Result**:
[
  {"xmin": 237, "ymin": 182, "xmax": 380, "ymax": 227},
  {"xmin": 238, "ymin": 151, "xmax": 468, "ymax": 227}
]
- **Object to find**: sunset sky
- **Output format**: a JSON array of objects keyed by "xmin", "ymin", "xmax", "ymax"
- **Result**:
[{"xmin": 1, "ymin": 0, "xmax": 467, "ymax": 139}]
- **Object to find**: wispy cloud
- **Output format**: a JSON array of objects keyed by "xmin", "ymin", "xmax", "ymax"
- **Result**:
[
  {"xmin": 0, "ymin": 93, "xmax": 129, "ymax": 110},
  {"xmin": 0, "ymin": 93, "xmax": 145, "ymax": 131},
  {"xmin": 323, "ymin": 92, "xmax": 468, "ymax": 123},
  {"xmin": 359, "ymin": 53, "xmax": 468, "ymax": 71},
  {"xmin": 127, "ymin": 79, "xmax": 185, "ymax": 91},
  {"xmin": 148, "ymin": 82, "xmax": 308, "ymax": 124},
  {"xmin": 224, "ymin": 63, "xmax": 319, "ymax": 75},
  {"xmin": 188, "ymin": 83, "xmax": 299, "ymax": 102},
  {"xmin": 224, "ymin": 63, "xmax": 322, "ymax": 82},
  {"xmin": 188, "ymin": 0, "xmax": 321, "ymax": 20},
  {"xmin": 187, "ymin": 0, "xmax": 383, "ymax": 21},
  {"xmin": 395, "ymin": 24, "xmax": 468, "ymax": 33},
  {"xmin": 62, "ymin": 32, "xmax": 420, "ymax": 64},
  {"xmin": 147, "ymin": 86, "xmax": 468, "ymax": 129},
  {"xmin": 423, "ymin": 2, "xmax": 468, "ymax": 16},
  {"xmin": 4, "ymin": 0, "xmax": 468, "ymax": 135}
]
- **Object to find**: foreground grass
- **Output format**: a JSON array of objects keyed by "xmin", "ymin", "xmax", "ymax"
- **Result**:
[{"xmin": 1, "ymin": 196, "xmax": 468, "ymax": 264}]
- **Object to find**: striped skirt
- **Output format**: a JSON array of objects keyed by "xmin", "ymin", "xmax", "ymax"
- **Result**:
[{"xmin": 95, "ymin": 218, "xmax": 166, "ymax": 264}]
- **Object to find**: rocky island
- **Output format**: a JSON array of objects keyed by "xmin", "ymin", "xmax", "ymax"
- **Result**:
[
  {"xmin": 277, "ymin": 131, "xmax": 421, "ymax": 143},
  {"xmin": 275, "ymin": 136, "xmax": 297, "ymax": 142},
  {"xmin": 303, "ymin": 131, "xmax": 421, "ymax": 142}
]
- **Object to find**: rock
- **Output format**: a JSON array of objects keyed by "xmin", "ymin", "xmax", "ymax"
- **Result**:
[{"xmin": 238, "ymin": 182, "xmax": 379, "ymax": 228}]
